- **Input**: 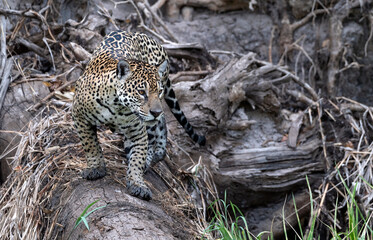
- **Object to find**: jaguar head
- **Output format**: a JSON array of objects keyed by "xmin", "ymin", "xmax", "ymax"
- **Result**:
[{"xmin": 115, "ymin": 59, "xmax": 167, "ymax": 122}]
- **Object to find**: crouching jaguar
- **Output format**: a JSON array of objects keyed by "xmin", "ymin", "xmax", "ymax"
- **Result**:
[{"xmin": 72, "ymin": 30, "xmax": 205, "ymax": 200}]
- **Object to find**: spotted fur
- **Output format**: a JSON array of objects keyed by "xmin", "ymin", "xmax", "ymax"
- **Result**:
[{"xmin": 72, "ymin": 30, "xmax": 205, "ymax": 200}]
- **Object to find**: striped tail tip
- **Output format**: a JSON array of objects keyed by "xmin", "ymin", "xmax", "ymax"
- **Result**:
[{"xmin": 193, "ymin": 134, "xmax": 206, "ymax": 146}]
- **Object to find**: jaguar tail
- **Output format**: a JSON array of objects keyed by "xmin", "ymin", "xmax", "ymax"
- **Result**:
[{"xmin": 164, "ymin": 79, "xmax": 206, "ymax": 146}]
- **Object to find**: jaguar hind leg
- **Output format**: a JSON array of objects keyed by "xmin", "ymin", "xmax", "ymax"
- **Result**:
[{"xmin": 145, "ymin": 116, "xmax": 167, "ymax": 170}]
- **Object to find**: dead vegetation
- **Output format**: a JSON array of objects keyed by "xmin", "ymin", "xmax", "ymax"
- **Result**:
[{"xmin": 0, "ymin": 0, "xmax": 372, "ymax": 239}]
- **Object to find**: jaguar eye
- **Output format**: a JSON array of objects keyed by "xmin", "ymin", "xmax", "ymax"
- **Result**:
[{"xmin": 138, "ymin": 90, "xmax": 146, "ymax": 95}]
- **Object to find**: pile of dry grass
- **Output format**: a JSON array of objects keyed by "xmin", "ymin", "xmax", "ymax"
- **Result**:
[{"xmin": 0, "ymin": 106, "xmax": 74, "ymax": 239}]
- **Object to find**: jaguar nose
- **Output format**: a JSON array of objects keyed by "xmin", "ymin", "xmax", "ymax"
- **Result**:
[{"xmin": 150, "ymin": 109, "xmax": 162, "ymax": 118}]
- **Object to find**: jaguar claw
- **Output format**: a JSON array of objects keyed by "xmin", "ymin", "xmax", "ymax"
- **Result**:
[
  {"xmin": 82, "ymin": 166, "xmax": 107, "ymax": 180},
  {"xmin": 127, "ymin": 180, "xmax": 152, "ymax": 200}
]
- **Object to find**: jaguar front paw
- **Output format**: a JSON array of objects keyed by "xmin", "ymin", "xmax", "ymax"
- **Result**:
[
  {"xmin": 82, "ymin": 166, "xmax": 107, "ymax": 180},
  {"xmin": 127, "ymin": 180, "xmax": 152, "ymax": 200}
]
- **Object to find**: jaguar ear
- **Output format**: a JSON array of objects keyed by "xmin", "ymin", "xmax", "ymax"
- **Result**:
[
  {"xmin": 158, "ymin": 60, "xmax": 168, "ymax": 78},
  {"xmin": 117, "ymin": 60, "xmax": 131, "ymax": 81}
]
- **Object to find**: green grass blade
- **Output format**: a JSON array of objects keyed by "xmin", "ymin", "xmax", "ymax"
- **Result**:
[
  {"xmin": 68, "ymin": 200, "xmax": 107, "ymax": 240},
  {"xmin": 305, "ymin": 175, "xmax": 316, "ymax": 240},
  {"xmin": 204, "ymin": 191, "xmax": 260, "ymax": 240},
  {"xmin": 337, "ymin": 172, "xmax": 373, "ymax": 240},
  {"xmin": 85, "ymin": 205, "xmax": 107, "ymax": 217},
  {"xmin": 74, "ymin": 199, "xmax": 100, "ymax": 226},
  {"xmin": 81, "ymin": 217, "xmax": 90, "ymax": 230},
  {"xmin": 282, "ymin": 199, "xmax": 288, "ymax": 240},
  {"xmin": 73, "ymin": 216, "xmax": 82, "ymax": 230},
  {"xmin": 81, "ymin": 199, "xmax": 100, "ymax": 216},
  {"xmin": 292, "ymin": 193, "xmax": 304, "ymax": 238},
  {"xmin": 330, "ymin": 196, "xmax": 341, "ymax": 240},
  {"xmin": 359, "ymin": 176, "xmax": 373, "ymax": 189}
]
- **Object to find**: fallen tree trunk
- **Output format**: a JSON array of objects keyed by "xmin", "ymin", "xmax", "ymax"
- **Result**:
[
  {"xmin": 55, "ymin": 170, "xmax": 196, "ymax": 239},
  {"xmin": 166, "ymin": 52, "xmax": 325, "ymax": 235}
]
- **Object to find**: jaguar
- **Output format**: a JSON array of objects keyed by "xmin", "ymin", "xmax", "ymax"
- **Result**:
[{"xmin": 72, "ymin": 30, "xmax": 205, "ymax": 200}]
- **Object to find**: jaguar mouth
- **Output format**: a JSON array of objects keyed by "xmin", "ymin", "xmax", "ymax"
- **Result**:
[
  {"xmin": 143, "ymin": 113, "xmax": 164, "ymax": 124},
  {"xmin": 135, "ymin": 110, "xmax": 163, "ymax": 123},
  {"xmin": 135, "ymin": 111, "xmax": 154, "ymax": 122},
  {"xmin": 143, "ymin": 115, "xmax": 156, "ymax": 122}
]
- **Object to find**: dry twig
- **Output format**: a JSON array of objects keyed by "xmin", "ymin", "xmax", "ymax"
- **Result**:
[
  {"xmin": 111, "ymin": 0, "xmax": 175, "ymax": 44},
  {"xmin": 29, "ymin": 66, "xmax": 78, "ymax": 111},
  {"xmin": 256, "ymin": 58, "xmax": 319, "ymax": 101},
  {"xmin": 143, "ymin": 0, "xmax": 178, "ymax": 42},
  {"xmin": 170, "ymin": 70, "xmax": 212, "ymax": 83},
  {"xmin": 0, "ymin": 11, "xmax": 13, "ymax": 112}
]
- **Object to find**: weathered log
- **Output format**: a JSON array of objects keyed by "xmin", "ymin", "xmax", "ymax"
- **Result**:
[
  {"xmin": 164, "ymin": 42, "xmax": 217, "ymax": 69},
  {"xmin": 56, "ymin": 168, "xmax": 195, "ymax": 240},
  {"xmin": 165, "ymin": 0, "xmax": 249, "ymax": 19},
  {"xmin": 166, "ymin": 52, "xmax": 324, "ymax": 209},
  {"xmin": 161, "ymin": 52, "xmax": 325, "ymax": 237}
]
